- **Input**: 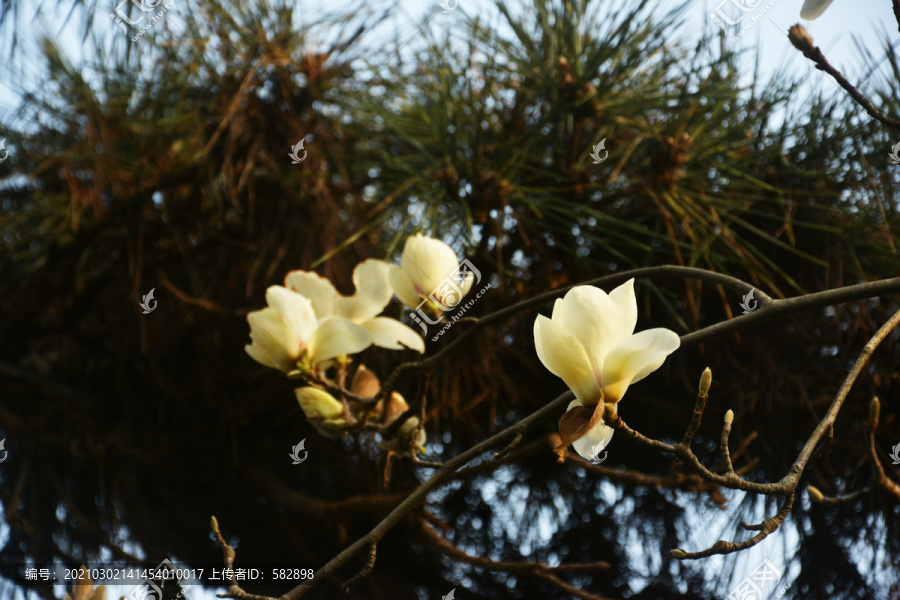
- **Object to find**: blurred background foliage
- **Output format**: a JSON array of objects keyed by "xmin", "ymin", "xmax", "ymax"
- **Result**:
[{"xmin": 1, "ymin": 0, "xmax": 899, "ymax": 598}]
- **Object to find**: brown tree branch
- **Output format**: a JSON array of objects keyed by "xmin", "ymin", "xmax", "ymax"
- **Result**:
[
  {"xmin": 811, "ymin": 396, "xmax": 900, "ymax": 504},
  {"xmin": 681, "ymin": 368, "xmax": 712, "ymax": 447},
  {"xmin": 372, "ymin": 265, "xmax": 773, "ymax": 406},
  {"xmin": 212, "ymin": 518, "xmax": 278, "ymax": 600},
  {"xmin": 374, "ymin": 269, "xmax": 900, "ymax": 407},
  {"xmin": 788, "ymin": 24, "xmax": 900, "ymax": 131},
  {"xmin": 272, "ymin": 391, "xmax": 576, "ymax": 600},
  {"xmin": 866, "ymin": 398, "xmax": 900, "ymax": 501},
  {"xmin": 720, "ymin": 411, "xmax": 735, "ymax": 475},
  {"xmin": 808, "ymin": 486, "xmax": 873, "ymax": 506},
  {"xmin": 672, "ymin": 494, "xmax": 795, "ymax": 559},
  {"xmin": 340, "ymin": 542, "xmax": 377, "ymax": 592},
  {"xmin": 220, "ymin": 274, "xmax": 900, "ymax": 596}
]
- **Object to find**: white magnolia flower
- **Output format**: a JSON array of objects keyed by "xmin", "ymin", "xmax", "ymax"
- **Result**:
[
  {"xmin": 565, "ymin": 400, "xmax": 616, "ymax": 460},
  {"xmin": 800, "ymin": 0, "xmax": 834, "ymax": 19},
  {"xmin": 533, "ymin": 279, "xmax": 680, "ymax": 459},
  {"xmin": 245, "ymin": 285, "xmax": 373, "ymax": 373},
  {"xmin": 285, "ymin": 259, "xmax": 424, "ymax": 353},
  {"xmin": 388, "ymin": 233, "xmax": 474, "ymax": 312}
]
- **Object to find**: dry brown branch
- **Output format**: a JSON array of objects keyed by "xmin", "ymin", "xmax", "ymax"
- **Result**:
[
  {"xmin": 866, "ymin": 399, "xmax": 900, "ymax": 501},
  {"xmin": 673, "ymin": 494, "xmax": 795, "ymax": 559},
  {"xmin": 811, "ymin": 396, "xmax": 900, "ymax": 504},
  {"xmin": 212, "ymin": 518, "xmax": 280, "ymax": 600},
  {"xmin": 216, "ymin": 273, "xmax": 900, "ymax": 597},
  {"xmin": 340, "ymin": 541, "xmax": 377, "ymax": 592},
  {"xmin": 788, "ymin": 24, "xmax": 900, "ymax": 131}
]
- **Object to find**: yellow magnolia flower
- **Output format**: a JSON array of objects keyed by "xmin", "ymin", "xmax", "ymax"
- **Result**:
[
  {"xmin": 533, "ymin": 279, "xmax": 679, "ymax": 459},
  {"xmin": 388, "ymin": 233, "xmax": 474, "ymax": 313},
  {"xmin": 245, "ymin": 285, "xmax": 372, "ymax": 373},
  {"xmin": 285, "ymin": 259, "xmax": 424, "ymax": 353}
]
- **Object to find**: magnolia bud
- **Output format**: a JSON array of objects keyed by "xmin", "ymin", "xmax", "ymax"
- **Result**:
[
  {"xmin": 807, "ymin": 486, "xmax": 824, "ymax": 503},
  {"xmin": 210, "ymin": 515, "xmax": 219, "ymax": 533},
  {"xmin": 670, "ymin": 549, "xmax": 688, "ymax": 559},
  {"xmin": 296, "ymin": 387, "xmax": 344, "ymax": 419},
  {"xmin": 870, "ymin": 396, "xmax": 880, "ymax": 427},
  {"xmin": 724, "ymin": 409, "xmax": 734, "ymax": 425},
  {"xmin": 383, "ymin": 392, "xmax": 411, "ymax": 426},
  {"xmin": 788, "ymin": 24, "xmax": 815, "ymax": 53},
  {"xmin": 699, "ymin": 367, "xmax": 712, "ymax": 397}
]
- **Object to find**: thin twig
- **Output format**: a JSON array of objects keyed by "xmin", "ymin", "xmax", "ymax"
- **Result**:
[
  {"xmin": 494, "ymin": 427, "xmax": 524, "ymax": 459},
  {"xmin": 373, "ymin": 266, "xmax": 773, "ymax": 405},
  {"xmin": 301, "ymin": 371, "xmax": 368, "ymax": 405},
  {"xmin": 720, "ymin": 412, "xmax": 735, "ymax": 475},
  {"xmin": 809, "ymin": 486, "xmax": 873, "ymax": 506},
  {"xmin": 867, "ymin": 400, "xmax": 900, "ymax": 501},
  {"xmin": 279, "ymin": 391, "xmax": 576, "ymax": 600},
  {"xmin": 374, "ymin": 270, "xmax": 900, "ymax": 408},
  {"xmin": 213, "ymin": 519, "xmax": 281, "ymax": 600},
  {"xmin": 340, "ymin": 542, "xmax": 377, "ymax": 592},
  {"xmin": 674, "ymin": 494, "xmax": 795, "ymax": 559},
  {"xmin": 681, "ymin": 385, "xmax": 709, "ymax": 447},
  {"xmin": 226, "ymin": 275, "xmax": 900, "ymax": 593},
  {"xmin": 788, "ymin": 24, "xmax": 900, "ymax": 131}
]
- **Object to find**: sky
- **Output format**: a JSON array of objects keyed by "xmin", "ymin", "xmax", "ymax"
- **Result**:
[
  {"xmin": 0, "ymin": 0, "xmax": 897, "ymax": 598},
  {"xmin": 0, "ymin": 0, "xmax": 897, "ymax": 119}
]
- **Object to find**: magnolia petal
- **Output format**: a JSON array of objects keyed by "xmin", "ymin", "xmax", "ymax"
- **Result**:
[
  {"xmin": 264, "ymin": 286, "xmax": 318, "ymax": 343},
  {"xmin": 388, "ymin": 264, "xmax": 423, "ymax": 309},
  {"xmin": 284, "ymin": 271, "xmax": 336, "ymax": 319},
  {"xmin": 534, "ymin": 315, "xmax": 602, "ymax": 404},
  {"xmin": 335, "ymin": 259, "xmax": 394, "ymax": 322},
  {"xmin": 555, "ymin": 398, "xmax": 606, "ymax": 460},
  {"xmin": 244, "ymin": 343, "xmax": 279, "ymax": 370},
  {"xmin": 572, "ymin": 417, "xmax": 616, "ymax": 461},
  {"xmin": 601, "ymin": 328, "xmax": 680, "ymax": 403},
  {"xmin": 306, "ymin": 317, "xmax": 373, "ymax": 364},
  {"xmin": 246, "ymin": 307, "xmax": 303, "ymax": 371},
  {"xmin": 402, "ymin": 233, "xmax": 460, "ymax": 294},
  {"xmin": 555, "ymin": 285, "xmax": 628, "ymax": 372},
  {"xmin": 295, "ymin": 386, "xmax": 344, "ymax": 419},
  {"xmin": 608, "ymin": 278, "xmax": 638, "ymax": 338},
  {"xmin": 800, "ymin": 0, "xmax": 834, "ymax": 19},
  {"xmin": 363, "ymin": 316, "xmax": 425, "ymax": 353}
]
